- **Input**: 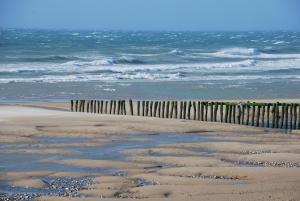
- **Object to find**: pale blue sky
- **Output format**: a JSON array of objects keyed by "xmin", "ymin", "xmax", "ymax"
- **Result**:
[{"xmin": 0, "ymin": 0, "xmax": 299, "ymax": 31}]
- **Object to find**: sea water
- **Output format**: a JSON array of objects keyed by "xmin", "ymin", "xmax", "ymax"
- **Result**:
[{"xmin": 1, "ymin": 29, "xmax": 300, "ymax": 102}]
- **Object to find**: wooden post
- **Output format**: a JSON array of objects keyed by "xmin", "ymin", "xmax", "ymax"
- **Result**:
[
  {"xmin": 290, "ymin": 104, "xmax": 293, "ymax": 129},
  {"xmin": 210, "ymin": 102, "xmax": 214, "ymax": 122},
  {"xmin": 145, "ymin": 101, "xmax": 149, "ymax": 116},
  {"xmin": 105, "ymin": 101, "xmax": 108, "ymax": 114},
  {"xmin": 285, "ymin": 104, "xmax": 289, "ymax": 129},
  {"xmin": 90, "ymin": 100, "xmax": 93, "ymax": 113},
  {"xmin": 200, "ymin": 102, "xmax": 204, "ymax": 121},
  {"xmin": 256, "ymin": 105, "xmax": 261, "ymax": 127},
  {"xmin": 154, "ymin": 101, "xmax": 158, "ymax": 117},
  {"xmin": 266, "ymin": 104, "xmax": 270, "ymax": 127},
  {"xmin": 78, "ymin": 100, "xmax": 81, "ymax": 112},
  {"xmin": 158, "ymin": 102, "xmax": 161, "ymax": 118},
  {"xmin": 137, "ymin": 101, "xmax": 140, "ymax": 116},
  {"xmin": 70, "ymin": 100, "xmax": 74, "ymax": 112},
  {"xmin": 113, "ymin": 100, "xmax": 116, "ymax": 114},
  {"xmin": 87, "ymin": 101, "xmax": 90, "ymax": 113},
  {"xmin": 166, "ymin": 101, "xmax": 170, "ymax": 118},
  {"xmin": 162, "ymin": 101, "xmax": 165, "ymax": 118},
  {"xmin": 233, "ymin": 104, "xmax": 236, "ymax": 124},
  {"xmin": 75, "ymin": 100, "xmax": 78, "ymax": 112},
  {"xmin": 197, "ymin": 101, "xmax": 200, "ymax": 121},
  {"xmin": 142, "ymin": 101, "xmax": 145, "ymax": 116},
  {"xmin": 294, "ymin": 104, "xmax": 298, "ymax": 129},
  {"xmin": 205, "ymin": 102, "xmax": 208, "ymax": 121},
  {"xmin": 183, "ymin": 101, "xmax": 187, "ymax": 119},
  {"xmin": 224, "ymin": 104, "xmax": 228, "ymax": 123},
  {"xmin": 251, "ymin": 104, "xmax": 256, "ymax": 126},
  {"xmin": 228, "ymin": 104, "xmax": 232, "ymax": 123},
  {"xmin": 129, "ymin": 99, "xmax": 134, "ymax": 116},
  {"xmin": 271, "ymin": 104, "xmax": 276, "ymax": 128},
  {"xmin": 246, "ymin": 103, "xmax": 250, "ymax": 125},
  {"xmin": 193, "ymin": 101, "xmax": 196, "ymax": 120},
  {"xmin": 262, "ymin": 104, "xmax": 265, "ymax": 127},
  {"xmin": 187, "ymin": 101, "xmax": 191, "ymax": 120},
  {"xmin": 175, "ymin": 101, "xmax": 178, "ymax": 118},
  {"xmin": 220, "ymin": 102, "xmax": 223, "ymax": 122},
  {"xmin": 275, "ymin": 102, "xmax": 280, "ymax": 128},
  {"xmin": 214, "ymin": 102, "xmax": 218, "ymax": 122},
  {"xmin": 94, "ymin": 100, "xmax": 97, "ymax": 114},
  {"xmin": 123, "ymin": 100, "xmax": 127, "ymax": 115},
  {"xmin": 237, "ymin": 104, "xmax": 241, "ymax": 124},
  {"xmin": 241, "ymin": 104, "xmax": 245, "ymax": 124},
  {"xmin": 280, "ymin": 103, "xmax": 285, "ymax": 128},
  {"xmin": 100, "ymin": 100, "xmax": 103, "ymax": 114},
  {"xmin": 109, "ymin": 100, "xmax": 113, "ymax": 114},
  {"xmin": 150, "ymin": 101, "xmax": 153, "ymax": 117},
  {"xmin": 298, "ymin": 104, "xmax": 300, "ymax": 129},
  {"xmin": 170, "ymin": 101, "xmax": 174, "ymax": 118},
  {"xmin": 179, "ymin": 101, "xmax": 183, "ymax": 119}
]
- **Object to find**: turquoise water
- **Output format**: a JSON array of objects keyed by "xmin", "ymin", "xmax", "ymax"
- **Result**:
[{"xmin": 1, "ymin": 29, "xmax": 300, "ymax": 102}]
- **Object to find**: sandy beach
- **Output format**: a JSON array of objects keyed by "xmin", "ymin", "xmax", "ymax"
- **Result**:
[{"xmin": 0, "ymin": 103, "xmax": 300, "ymax": 201}]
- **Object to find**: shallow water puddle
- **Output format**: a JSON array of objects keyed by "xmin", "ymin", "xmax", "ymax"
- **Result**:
[{"xmin": 0, "ymin": 132, "xmax": 214, "ymax": 199}]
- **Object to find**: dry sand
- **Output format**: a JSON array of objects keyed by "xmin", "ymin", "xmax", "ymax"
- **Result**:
[{"xmin": 0, "ymin": 104, "xmax": 300, "ymax": 201}]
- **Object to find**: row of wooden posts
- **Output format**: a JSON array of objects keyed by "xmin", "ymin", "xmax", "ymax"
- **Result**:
[{"xmin": 70, "ymin": 100, "xmax": 300, "ymax": 130}]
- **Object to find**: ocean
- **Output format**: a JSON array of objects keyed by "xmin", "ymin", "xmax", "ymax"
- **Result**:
[{"xmin": 1, "ymin": 29, "xmax": 300, "ymax": 102}]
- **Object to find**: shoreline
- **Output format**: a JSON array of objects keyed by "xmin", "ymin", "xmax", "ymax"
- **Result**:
[{"xmin": 0, "ymin": 104, "xmax": 300, "ymax": 200}]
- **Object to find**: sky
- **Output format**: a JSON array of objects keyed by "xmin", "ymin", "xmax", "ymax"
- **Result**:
[{"xmin": 0, "ymin": 0, "xmax": 300, "ymax": 31}]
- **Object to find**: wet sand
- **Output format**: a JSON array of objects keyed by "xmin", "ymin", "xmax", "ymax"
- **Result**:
[{"xmin": 0, "ymin": 104, "xmax": 300, "ymax": 201}]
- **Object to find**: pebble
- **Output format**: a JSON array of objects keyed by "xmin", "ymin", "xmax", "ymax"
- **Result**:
[{"xmin": 0, "ymin": 176, "xmax": 94, "ymax": 201}]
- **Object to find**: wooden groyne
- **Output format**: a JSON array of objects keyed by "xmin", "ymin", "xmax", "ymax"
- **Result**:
[{"xmin": 70, "ymin": 100, "xmax": 300, "ymax": 130}]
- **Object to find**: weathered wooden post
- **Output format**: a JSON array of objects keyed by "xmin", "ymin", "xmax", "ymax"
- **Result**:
[
  {"xmin": 187, "ymin": 101, "xmax": 192, "ymax": 120},
  {"xmin": 214, "ymin": 102, "xmax": 218, "ymax": 122},
  {"xmin": 220, "ymin": 102, "xmax": 223, "ymax": 122},
  {"xmin": 105, "ymin": 101, "xmax": 108, "ymax": 114},
  {"xmin": 290, "ymin": 104, "xmax": 293, "ymax": 129},
  {"xmin": 246, "ymin": 103, "xmax": 250, "ymax": 125},
  {"xmin": 205, "ymin": 102, "xmax": 208, "ymax": 121},
  {"xmin": 298, "ymin": 104, "xmax": 300, "ymax": 129},
  {"xmin": 142, "ymin": 101, "xmax": 145, "ymax": 116},
  {"xmin": 158, "ymin": 101, "xmax": 161, "ymax": 118},
  {"xmin": 137, "ymin": 101, "xmax": 140, "ymax": 116},
  {"xmin": 170, "ymin": 101, "xmax": 174, "ymax": 118},
  {"xmin": 294, "ymin": 104, "xmax": 298, "ymax": 129},
  {"xmin": 94, "ymin": 100, "xmax": 97, "ymax": 114},
  {"xmin": 166, "ymin": 101, "xmax": 170, "ymax": 118},
  {"xmin": 149, "ymin": 101, "xmax": 153, "ymax": 117},
  {"xmin": 201, "ymin": 102, "xmax": 204, "ymax": 121},
  {"xmin": 179, "ymin": 101, "xmax": 183, "ymax": 119},
  {"xmin": 210, "ymin": 102, "xmax": 214, "ymax": 122},
  {"xmin": 285, "ymin": 104, "xmax": 289, "ymax": 129},
  {"xmin": 183, "ymin": 101, "xmax": 187, "ymax": 119},
  {"xmin": 262, "ymin": 104, "xmax": 265, "ymax": 127},
  {"xmin": 113, "ymin": 100, "xmax": 116, "ymax": 114},
  {"xmin": 233, "ymin": 104, "xmax": 236, "ymax": 124},
  {"xmin": 75, "ymin": 100, "xmax": 78, "ymax": 112},
  {"xmin": 251, "ymin": 104, "xmax": 256, "ymax": 126},
  {"xmin": 154, "ymin": 101, "xmax": 158, "ymax": 117},
  {"xmin": 237, "ymin": 104, "xmax": 241, "ymax": 124},
  {"xmin": 228, "ymin": 104, "xmax": 232, "ymax": 123},
  {"xmin": 224, "ymin": 104, "xmax": 228, "ymax": 123},
  {"xmin": 109, "ymin": 100, "xmax": 113, "ymax": 114},
  {"xmin": 197, "ymin": 101, "xmax": 201, "ymax": 121},
  {"xmin": 266, "ymin": 104, "xmax": 270, "ymax": 127},
  {"xmin": 271, "ymin": 103, "xmax": 276, "ymax": 128},
  {"xmin": 241, "ymin": 104, "xmax": 245, "ymax": 124},
  {"xmin": 129, "ymin": 99, "xmax": 134, "ymax": 116},
  {"xmin": 280, "ymin": 103, "xmax": 285, "ymax": 128},
  {"xmin": 123, "ymin": 100, "xmax": 127, "ymax": 115},
  {"xmin": 145, "ymin": 101, "xmax": 149, "ymax": 116},
  {"xmin": 175, "ymin": 101, "xmax": 178, "ymax": 118},
  {"xmin": 90, "ymin": 100, "xmax": 93, "ymax": 113},
  {"xmin": 256, "ymin": 105, "xmax": 261, "ymax": 127},
  {"xmin": 100, "ymin": 100, "xmax": 103, "ymax": 114},
  {"xmin": 162, "ymin": 101, "xmax": 165, "ymax": 118},
  {"xmin": 193, "ymin": 101, "xmax": 196, "ymax": 120},
  {"xmin": 275, "ymin": 102, "xmax": 280, "ymax": 128},
  {"xmin": 87, "ymin": 101, "xmax": 90, "ymax": 113},
  {"xmin": 70, "ymin": 100, "xmax": 74, "ymax": 112}
]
